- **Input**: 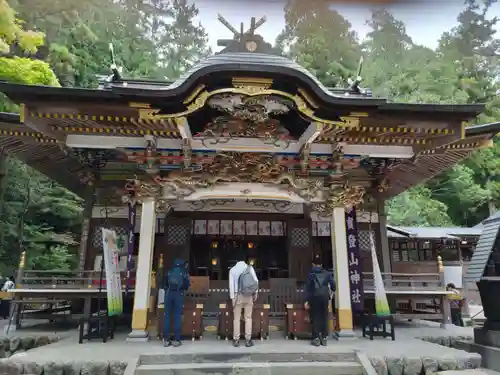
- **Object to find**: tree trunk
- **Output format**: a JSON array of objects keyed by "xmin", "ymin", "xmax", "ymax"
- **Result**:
[{"xmin": 0, "ymin": 150, "xmax": 9, "ymax": 253}]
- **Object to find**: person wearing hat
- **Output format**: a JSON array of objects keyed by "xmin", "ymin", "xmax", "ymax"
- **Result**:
[
  {"xmin": 162, "ymin": 258, "xmax": 190, "ymax": 347},
  {"xmin": 304, "ymin": 254, "xmax": 335, "ymax": 346}
]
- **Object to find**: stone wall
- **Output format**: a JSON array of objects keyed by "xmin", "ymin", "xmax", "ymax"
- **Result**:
[
  {"xmin": 0, "ymin": 359, "xmax": 128, "ymax": 375},
  {"xmin": 368, "ymin": 335, "xmax": 482, "ymax": 375},
  {"xmin": 0, "ymin": 335, "xmax": 61, "ymax": 359}
]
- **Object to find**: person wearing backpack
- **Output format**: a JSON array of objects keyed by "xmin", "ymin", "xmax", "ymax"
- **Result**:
[
  {"xmin": 163, "ymin": 258, "xmax": 190, "ymax": 347},
  {"xmin": 229, "ymin": 255, "xmax": 259, "ymax": 347},
  {"xmin": 304, "ymin": 254, "xmax": 335, "ymax": 347}
]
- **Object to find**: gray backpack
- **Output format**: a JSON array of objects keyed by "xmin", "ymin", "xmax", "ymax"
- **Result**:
[{"xmin": 238, "ymin": 266, "xmax": 259, "ymax": 296}]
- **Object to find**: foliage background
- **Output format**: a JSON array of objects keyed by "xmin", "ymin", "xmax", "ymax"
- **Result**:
[{"xmin": 0, "ymin": 0, "xmax": 498, "ymax": 273}]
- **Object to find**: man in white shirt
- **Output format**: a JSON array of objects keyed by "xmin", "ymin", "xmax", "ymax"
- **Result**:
[{"xmin": 229, "ymin": 256, "xmax": 258, "ymax": 347}]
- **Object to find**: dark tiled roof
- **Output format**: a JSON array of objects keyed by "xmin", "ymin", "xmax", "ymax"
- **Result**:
[{"xmin": 387, "ymin": 225, "xmax": 482, "ymax": 239}]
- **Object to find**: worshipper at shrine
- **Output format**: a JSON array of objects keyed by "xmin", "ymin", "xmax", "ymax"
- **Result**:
[
  {"xmin": 163, "ymin": 259, "xmax": 190, "ymax": 347},
  {"xmin": 304, "ymin": 255, "xmax": 335, "ymax": 347},
  {"xmin": 446, "ymin": 283, "xmax": 465, "ymax": 327},
  {"xmin": 229, "ymin": 254, "xmax": 259, "ymax": 348}
]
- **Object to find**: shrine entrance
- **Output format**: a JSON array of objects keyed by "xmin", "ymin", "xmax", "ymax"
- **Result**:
[{"xmin": 190, "ymin": 235, "xmax": 288, "ymax": 281}]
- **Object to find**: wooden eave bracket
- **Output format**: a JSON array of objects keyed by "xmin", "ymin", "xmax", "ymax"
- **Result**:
[{"xmin": 174, "ymin": 117, "xmax": 193, "ymax": 168}]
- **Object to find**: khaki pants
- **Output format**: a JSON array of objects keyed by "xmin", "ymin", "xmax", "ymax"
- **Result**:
[{"xmin": 233, "ymin": 294, "xmax": 253, "ymax": 341}]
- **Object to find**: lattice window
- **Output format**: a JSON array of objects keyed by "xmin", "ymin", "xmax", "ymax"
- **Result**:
[
  {"xmin": 291, "ymin": 228, "xmax": 310, "ymax": 248},
  {"xmin": 358, "ymin": 230, "xmax": 375, "ymax": 252},
  {"xmin": 91, "ymin": 226, "xmax": 127, "ymax": 248},
  {"xmin": 167, "ymin": 224, "xmax": 190, "ymax": 246}
]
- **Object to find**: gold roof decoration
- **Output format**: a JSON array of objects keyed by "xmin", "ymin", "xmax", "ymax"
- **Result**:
[{"xmin": 312, "ymin": 184, "xmax": 366, "ymax": 216}]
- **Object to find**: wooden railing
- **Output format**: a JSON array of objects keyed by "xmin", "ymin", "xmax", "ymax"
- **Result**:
[
  {"xmin": 18, "ymin": 270, "xmax": 445, "ymax": 318},
  {"xmin": 362, "ymin": 272, "xmax": 442, "ymax": 291},
  {"xmin": 20, "ymin": 270, "xmax": 442, "ymax": 291},
  {"xmin": 20, "ymin": 270, "xmax": 137, "ymax": 289}
]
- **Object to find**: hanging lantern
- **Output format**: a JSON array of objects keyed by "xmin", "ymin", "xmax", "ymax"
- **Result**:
[
  {"xmin": 211, "ymin": 241, "xmax": 218, "ymax": 249},
  {"xmin": 248, "ymin": 242, "xmax": 254, "ymax": 249}
]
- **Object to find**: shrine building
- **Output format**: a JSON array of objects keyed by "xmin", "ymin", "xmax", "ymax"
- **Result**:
[{"xmin": 0, "ymin": 17, "xmax": 499, "ymax": 341}]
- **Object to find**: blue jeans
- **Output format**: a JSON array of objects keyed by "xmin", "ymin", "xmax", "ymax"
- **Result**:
[{"xmin": 163, "ymin": 291, "xmax": 184, "ymax": 341}]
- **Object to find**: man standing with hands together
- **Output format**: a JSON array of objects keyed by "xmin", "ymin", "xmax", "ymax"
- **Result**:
[{"xmin": 305, "ymin": 254, "xmax": 336, "ymax": 347}]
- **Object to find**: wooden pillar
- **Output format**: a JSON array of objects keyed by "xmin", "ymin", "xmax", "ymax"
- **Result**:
[
  {"xmin": 77, "ymin": 186, "xmax": 94, "ymax": 271},
  {"xmin": 377, "ymin": 202, "xmax": 392, "ymax": 286},
  {"xmin": 128, "ymin": 198, "xmax": 157, "ymax": 341},
  {"xmin": 331, "ymin": 207, "xmax": 355, "ymax": 338}
]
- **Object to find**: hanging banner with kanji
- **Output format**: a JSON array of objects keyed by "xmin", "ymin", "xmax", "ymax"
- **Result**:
[
  {"xmin": 370, "ymin": 232, "xmax": 390, "ymax": 316},
  {"xmin": 345, "ymin": 207, "xmax": 364, "ymax": 312},
  {"xmin": 125, "ymin": 203, "xmax": 136, "ymax": 295},
  {"xmin": 102, "ymin": 228, "xmax": 124, "ymax": 316}
]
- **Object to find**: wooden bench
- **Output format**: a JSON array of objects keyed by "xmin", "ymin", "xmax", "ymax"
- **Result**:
[
  {"xmin": 362, "ymin": 314, "xmax": 395, "ymax": 341},
  {"xmin": 78, "ymin": 313, "xmax": 116, "ymax": 344}
]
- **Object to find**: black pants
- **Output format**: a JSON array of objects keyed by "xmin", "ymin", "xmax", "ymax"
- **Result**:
[
  {"xmin": 451, "ymin": 308, "xmax": 464, "ymax": 327},
  {"xmin": 309, "ymin": 296, "xmax": 329, "ymax": 339},
  {"xmin": 0, "ymin": 300, "xmax": 10, "ymax": 319}
]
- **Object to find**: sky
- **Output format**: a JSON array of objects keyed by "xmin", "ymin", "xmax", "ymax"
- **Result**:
[{"xmin": 192, "ymin": 0, "xmax": 500, "ymax": 52}]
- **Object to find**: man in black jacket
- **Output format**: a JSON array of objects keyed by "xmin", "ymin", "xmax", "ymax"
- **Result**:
[
  {"xmin": 163, "ymin": 258, "xmax": 190, "ymax": 347},
  {"xmin": 304, "ymin": 255, "xmax": 335, "ymax": 346}
]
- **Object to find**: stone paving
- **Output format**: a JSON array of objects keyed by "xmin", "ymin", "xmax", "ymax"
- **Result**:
[
  {"xmin": 0, "ymin": 318, "xmax": 485, "ymax": 375},
  {"xmin": 0, "ymin": 319, "xmax": 484, "ymax": 375}
]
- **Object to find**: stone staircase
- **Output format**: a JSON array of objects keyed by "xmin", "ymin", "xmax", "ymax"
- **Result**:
[{"xmin": 132, "ymin": 350, "xmax": 369, "ymax": 375}]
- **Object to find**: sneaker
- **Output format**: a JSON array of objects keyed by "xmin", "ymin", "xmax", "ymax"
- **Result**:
[
  {"xmin": 320, "ymin": 337, "xmax": 327, "ymax": 346},
  {"xmin": 172, "ymin": 340, "xmax": 182, "ymax": 347},
  {"xmin": 311, "ymin": 338, "xmax": 321, "ymax": 347},
  {"xmin": 232, "ymin": 339, "xmax": 240, "ymax": 347},
  {"xmin": 163, "ymin": 340, "xmax": 172, "ymax": 347},
  {"xmin": 245, "ymin": 339, "xmax": 254, "ymax": 347}
]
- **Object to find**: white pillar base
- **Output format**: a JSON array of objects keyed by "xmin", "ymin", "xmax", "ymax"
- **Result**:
[{"xmin": 127, "ymin": 329, "xmax": 150, "ymax": 342}]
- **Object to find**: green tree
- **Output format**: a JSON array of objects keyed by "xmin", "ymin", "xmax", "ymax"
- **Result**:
[
  {"xmin": 276, "ymin": 0, "xmax": 361, "ymax": 86},
  {"xmin": 434, "ymin": 0, "xmax": 500, "ymax": 223},
  {"xmin": 0, "ymin": 1, "xmax": 82, "ymax": 272},
  {"xmin": 360, "ymin": 4, "xmax": 499, "ymax": 226},
  {"xmin": 0, "ymin": 159, "xmax": 82, "ymax": 274},
  {"xmin": 14, "ymin": 0, "xmax": 159, "ymax": 87},
  {"xmin": 0, "ymin": 0, "xmax": 58, "ymax": 111},
  {"xmin": 155, "ymin": 0, "xmax": 211, "ymax": 79},
  {"xmin": 387, "ymin": 185, "xmax": 454, "ymax": 227}
]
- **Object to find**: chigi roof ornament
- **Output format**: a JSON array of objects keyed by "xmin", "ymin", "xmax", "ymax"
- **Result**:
[
  {"xmin": 347, "ymin": 56, "xmax": 371, "ymax": 96},
  {"xmin": 108, "ymin": 43, "xmax": 123, "ymax": 82},
  {"xmin": 216, "ymin": 14, "xmax": 277, "ymax": 55}
]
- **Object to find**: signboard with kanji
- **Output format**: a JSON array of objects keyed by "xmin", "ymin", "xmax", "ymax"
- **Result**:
[{"xmin": 345, "ymin": 207, "xmax": 364, "ymax": 312}]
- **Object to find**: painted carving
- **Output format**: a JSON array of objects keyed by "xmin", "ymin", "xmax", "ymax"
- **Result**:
[
  {"xmin": 197, "ymin": 93, "xmax": 292, "ymax": 147},
  {"xmin": 156, "ymin": 152, "xmax": 286, "ymax": 196},
  {"xmin": 312, "ymin": 184, "xmax": 366, "ymax": 216},
  {"xmin": 208, "ymin": 94, "xmax": 290, "ymax": 120},
  {"xmin": 122, "ymin": 150, "xmax": 366, "ymax": 210},
  {"xmin": 122, "ymin": 179, "xmax": 171, "ymax": 213},
  {"xmin": 127, "ymin": 136, "xmax": 161, "ymax": 174}
]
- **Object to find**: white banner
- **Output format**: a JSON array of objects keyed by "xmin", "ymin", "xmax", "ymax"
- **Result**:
[{"xmin": 101, "ymin": 228, "xmax": 123, "ymax": 316}]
